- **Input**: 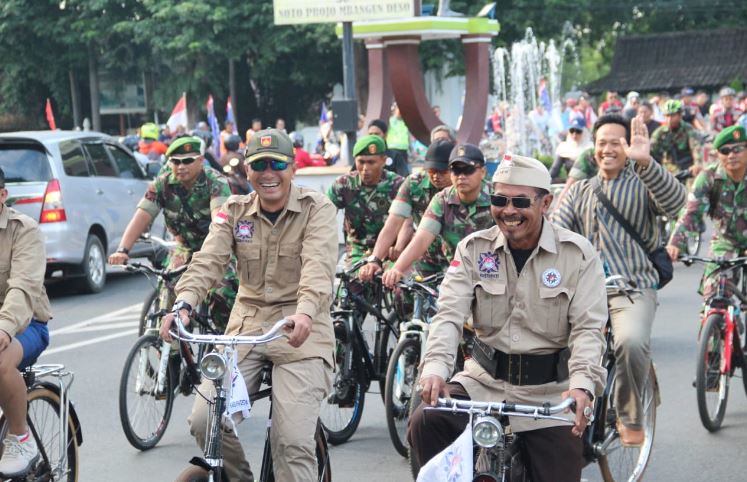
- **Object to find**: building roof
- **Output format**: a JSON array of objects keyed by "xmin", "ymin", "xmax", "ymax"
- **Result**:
[{"xmin": 587, "ymin": 29, "xmax": 747, "ymax": 93}]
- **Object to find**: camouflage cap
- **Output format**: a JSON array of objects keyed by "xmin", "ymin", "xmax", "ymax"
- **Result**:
[
  {"xmin": 662, "ymin": 99, "xmax": 683, "ymax": 115},
  {"xmin": 353, "ymin": 135, "xmax": 387, "ymax": 157},
  {"xmin": 492, "ymin": 153, "xmax": 551, "ymax": 191},
  {"xmin": 245, "ymin": 128, "xmax": 294, "ymax": 163},
  {"xmin": 449, "ymin": 143, "xmax": 485, "ymax": 166},
  {"xmin": 166, "ymin": 136, "xmax": 205, "ymax": 159},
  {"xmin": 713, "ymin": 125, "xmax": 747, "ymax": 150},
  {"xmin": 423, "ymin": 139, "xmax": 456, "ymax": 170}
]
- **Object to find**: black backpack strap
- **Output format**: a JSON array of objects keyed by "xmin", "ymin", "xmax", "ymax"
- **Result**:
[{"xmin": 591, "ymin": 177, "xmax": 651, "ymax": 253}]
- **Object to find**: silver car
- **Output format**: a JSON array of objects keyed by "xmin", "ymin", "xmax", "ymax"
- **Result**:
[{"xmin": 0, "ymin": 130, "xmax": 161, "ymax": 293}]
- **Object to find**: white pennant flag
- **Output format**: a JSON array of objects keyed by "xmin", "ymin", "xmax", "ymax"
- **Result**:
[
  {"xmin": 226, "ymin": 351, "xmax": 251, "ymax": 424},
  {"xmin": 416, "ymin": 422, "xmax": 473, "ymax": 482}
]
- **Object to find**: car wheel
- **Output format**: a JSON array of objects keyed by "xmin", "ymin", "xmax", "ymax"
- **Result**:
[{"xmin": 77, "ymin": 235, "xmax": 106, "ymax": 293}]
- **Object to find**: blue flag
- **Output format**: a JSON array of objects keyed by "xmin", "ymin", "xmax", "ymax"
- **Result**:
[
  {"xmin": 320, "ymin": 102, "xmax": 328, "ymax": 123},
  {"xmin": 207, "ymin": 95, "xmax": 221, "ymax": 158}
]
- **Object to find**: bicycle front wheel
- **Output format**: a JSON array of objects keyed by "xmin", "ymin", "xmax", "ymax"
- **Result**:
[
  {"xmin": 598, "ymin": 363, "xmax": 657, "ymax": 482},
  {"xmin": 0, "ymin": 387, "xmax": 80, "ymax": 482},
  {"xmin": 319, "ymin": 331, "xmax": 365, "ymax": 445},
  {"xmin": 384, "ymin": 337, "xmax": 421, "ymax": 457},
  {"xmin": 119, "ymin": 334, "xmax": 175, "ymax": 450},
  {"xmin": 138, "ymin": 288, "xmax": 159, "ymax": 337},
  {"xmin": 695, "ymin": 313, "xmax": 729, "ymax": 432}
]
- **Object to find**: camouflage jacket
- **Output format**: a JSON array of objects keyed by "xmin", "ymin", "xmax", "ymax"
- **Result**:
[
  {"xmin": 327, "ymin": 170, "xmax": 404, "ymax": 263},
  {"xmin": 568, "ymin": 147, "xmax": 597, "ymax": 180},
  {"xmin": 389, "ymin": 171, "xmax": 449, "ymax": 274},
  {"xmin": 670, "ymin": 163, "xmax": 747, "ymax": 255},
  {"xmin": 418, "ymin": 183, "xmax": 494, "ymax": 262},
  {"xmin": 138, "ymin": 167, "xmax": 232, "ymax": 252},
  {"xmin": 650, "ymin": 122, "xmax": 703, "ymax": 170}
]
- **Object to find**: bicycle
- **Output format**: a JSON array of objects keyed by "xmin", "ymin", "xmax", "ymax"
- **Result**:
[
  {"xmin": 423, "ymin": 396, "xmax": 575, "ymax": 480},
  {"xmin": 680, "ymin": 255, "xmax": 747, "ymax": 432},
  {"xmin": 319, "ymin": 258, "xmax": 403, "ymax": 445},
  {"xmin": 169, "ymin": 318, "xmax": 331, "ymax": 482},
  {"xmin": 580, "ymin": 275, "xmax": 659, "ymax": 482},
  {"xmin": 383, "ymin": 272, "xmax": 442, "ymax": 457},
  {"xmin": 0, "ymin": 364, "xmax": 82, "ymax": 482},
  {"xmin": 118, "ymin": 261, "xmax": 219, "ymax": 451}
]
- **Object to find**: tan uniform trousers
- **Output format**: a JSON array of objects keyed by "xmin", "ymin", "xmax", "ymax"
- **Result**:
[
  {"xmin": 608, "ymin": 288, "xmax": 657, "ymax": 428},
  {"xmin": 188, "ymin": 343, "xmax": 332, "ymax": 482}
]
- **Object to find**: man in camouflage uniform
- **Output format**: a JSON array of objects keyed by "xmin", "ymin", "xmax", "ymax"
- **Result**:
[
  {"xmin": 108, "ymin": 136, "xmax": 237, "ymax": 331},
  {"xmin": 667, "ymin": 125, "xmax": 747, "ymax": 299},
  {"xmin": 382, "ymin": 143, "xmax": 493, "ymax": 288},
  {"xmin": 327, "ymin": 135, "xmax": 404, "ymax": 265},
  {"xmin": 651, "ymin": 99, "xmax": 703, "ymax": 178},
  {"xmin": 358, "ymin": 139, "xmax": 454, "ymax": 281}
]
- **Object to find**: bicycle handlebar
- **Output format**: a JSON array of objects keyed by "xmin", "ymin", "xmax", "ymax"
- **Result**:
[
  {"xmin": 169, "ymin": 317, "xmax": 293, "ymax": 346},
  {"xmin": 679, "ymin": 255, "xmax": 747, "ymax": 269},
  {"xmin": 431, "ymin": 397, "xmax": 574, "ymax": 422},
  {"xmin": 120, "ymin": 262, "xmax": 188, "ymax": 281}
]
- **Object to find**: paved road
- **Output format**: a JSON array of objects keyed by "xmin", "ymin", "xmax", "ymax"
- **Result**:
[{"xmin": 39, "ymin": 260, "xmax": 747, "ymax": 481}]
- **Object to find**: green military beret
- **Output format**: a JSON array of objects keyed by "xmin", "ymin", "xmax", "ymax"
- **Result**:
[
  {"xmin": 353, "ymin": 135, "xmax": 386, "ymax": 157},
  {"xmin": 245, "ymin": 128, "xmax": 295, "ymax": 162},
  {"xmin": 166, "ymin": 136, "xmax": 205, "ymax": 158},
  {"xmin": 713, "ymin": 125, "xmax": 747, "ymax": 150}
]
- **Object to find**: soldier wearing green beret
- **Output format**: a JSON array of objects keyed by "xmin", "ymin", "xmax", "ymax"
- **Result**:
[
  {"xmin": 108, "ymin": 136, "xmax": 238, "ymax": 332},
  {"xmin": 326, "ymin": 134, "xmax": 404, "ymax": 265},
  {"xmin": 668, "ymin": 125, "xmax": 747, "ymax": 300}
]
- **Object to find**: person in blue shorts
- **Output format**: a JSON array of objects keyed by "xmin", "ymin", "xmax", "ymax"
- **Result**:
[{"xmin": 0, "ymin": 167, "xmax": 52, "ymax": 478}]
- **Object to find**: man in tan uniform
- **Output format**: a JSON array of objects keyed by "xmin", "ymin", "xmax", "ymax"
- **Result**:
[
  {"xmin": 160, "ymin": 129, "xmax": 337, "ymax": 482},
  {"xmin": 409, "ymin": 154, "xmax": 607, "ymax": 482},
  {"xmin": 0, "ymin": 167, "xmax": 53, "ymax": 478}
]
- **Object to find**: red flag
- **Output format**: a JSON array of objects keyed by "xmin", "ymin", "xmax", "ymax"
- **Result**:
[
  {"xmin": 45, "ymin": 98, "xmax": 57, "ymax": 130},
  {"xmin": 166, "ymin": 93, "xmax": 188, "ymax": 131}
]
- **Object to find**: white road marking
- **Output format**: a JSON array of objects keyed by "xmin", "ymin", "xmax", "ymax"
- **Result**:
[
  {"xmin": 50, "ymin": 302, "xmax": 143, "ymax": 335},
  {"xmin": 41, "ymin": 329, "xmax": 139, "ymax": 357},
  {"xmin": 60, "ymin": 321, "xmax": 139, "ymax": 334}
]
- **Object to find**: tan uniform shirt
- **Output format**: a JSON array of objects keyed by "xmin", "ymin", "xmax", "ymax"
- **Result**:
[
  {"xmin": 0, "ymin": 206, "xmax": 52, "ymax": 336},
  {"xmin": 421, "ymin": 221, "xmax": 607, "ymax": 431},
  {"xmin": 175, "ymin": 184, "xmax": 338, "ymax": 366}
]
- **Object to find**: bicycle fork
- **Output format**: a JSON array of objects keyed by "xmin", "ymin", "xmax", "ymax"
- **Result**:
[{"xmin": 204, "ymin": 381, "xmax": 227, "ymax": 482}]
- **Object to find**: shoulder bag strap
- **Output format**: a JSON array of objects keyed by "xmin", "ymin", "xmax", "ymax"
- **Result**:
[{"xmin": 591, "ymin": 177, "xmax": 651, "ymax": 253}]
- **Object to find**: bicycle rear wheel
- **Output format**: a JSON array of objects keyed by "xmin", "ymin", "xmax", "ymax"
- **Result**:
[
  {"xmin": 319, "ymin": 328, "xmax": 365, "ymax": 445},
  {"xmin": 598, "ymin": 363, "xmax": 657, "ymax": 482},
  {"xmin": 384, "ymin": 337, "xmax": 421, "ymax": 457},
  {"xmin": 0, "ymin": 387, "xmax": 80, "ymax": 482},
  {"xmin": 119, "ymin": 334, "xmax": 175, "ymax": 450},
  {"xmin": 695, "ymin": 314, "xmax": 729, "ymax": 432}
]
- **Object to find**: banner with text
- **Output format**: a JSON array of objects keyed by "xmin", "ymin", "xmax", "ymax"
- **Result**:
[{"xmin": 273, "ymin": 0, "xmax": 416, "ymax": 25}]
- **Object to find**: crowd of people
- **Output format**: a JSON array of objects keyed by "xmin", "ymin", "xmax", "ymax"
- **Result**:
[{"xmin": 1, "ymin": 79, "xmax": 747, "ymax": 481}]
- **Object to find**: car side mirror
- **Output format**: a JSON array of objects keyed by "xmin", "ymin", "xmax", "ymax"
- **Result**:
[{"xmin": 145, "ymin": 162, "xmax": 162, "ymax": 179}]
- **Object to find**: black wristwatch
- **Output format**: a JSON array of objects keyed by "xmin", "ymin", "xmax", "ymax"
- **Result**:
[
  {"xmin": 580, "ymin": 388, "xmax": 594, "ymax": 402},
  {"xmin": 116, "ymin": 247, "xmax": 130, "ymax": 255},
  {"xmin": 172, "ymin": 300, "xmax": 193, "ymax": 314},
  {"xmin": 366, "ymin": 255, "xmax": 383, "ymax": 266}
]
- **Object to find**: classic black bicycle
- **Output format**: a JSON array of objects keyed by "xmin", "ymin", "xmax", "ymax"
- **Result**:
[
  {"xmin": 118, "ymin": 262, "xmax": 218, "ymax": 451},
  {"xmin": 319, "ymin": 258, "xmax": 403, "ymax": 445},
  {"xmin": 170, "ymin": 318, "xmax": 331, "ymax": 482},
  {"xmin": 0, "ymin": 364, "xmax": 82, "ymax": 482}
]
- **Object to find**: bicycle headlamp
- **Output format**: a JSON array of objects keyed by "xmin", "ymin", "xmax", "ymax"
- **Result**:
[
  {"xmin": 473, "ymin": 416, "xmax": 503, "ymax": 448},
  {"xmin": 200, "ymin": 353, "xmax": 227, "ymax": 380}
]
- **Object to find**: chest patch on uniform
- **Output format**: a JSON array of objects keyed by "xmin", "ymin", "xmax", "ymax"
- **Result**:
[
  {"xmin": 234, "ymin": 220, "xmax": 254, "ymax": 242},
  {"xmin": 542, "ymin": 268, "xmax": 561, "ymax": 288},
  {"xmin": 478, "ymin": 252, "xmax": 499, "ymax": 279}
]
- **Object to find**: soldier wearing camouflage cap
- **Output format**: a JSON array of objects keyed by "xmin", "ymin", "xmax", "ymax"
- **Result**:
[
  {"xmin": 162, "ymin": 128, "xmax": 339, "ymax": 481},
  {"xmin": 109, "ymin": 134, "xmax": 237, "ymax": 334},
  {"xmin": 409, "ymin": 151, "xmax": 606, "ymax": 480},
  {"xmin": 651, "ymin": 99, "xmax": 703, "ymax": 178},
  {"xmin": 668, "ymin": 125, "xmax": 747, "ymax": 299},
  {"xmin": 382, "ymin": 143, "xmax": 493, "ymax": 289},
  {"xmin": 327, "ymin": 134, "xmax": 404, "ymax": 265}
]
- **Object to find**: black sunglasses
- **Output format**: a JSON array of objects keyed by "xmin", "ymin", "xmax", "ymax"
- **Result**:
[
  {"xmin": 450, "ymin": 163, "xmax": 478, "ymax": 176},
  {"xmin": 569, "ymin": 128, "xmax": 583, "ymax": 135},
  {"xmin": 718, "ymin": 144, "xmax": 747, "ymax": 156},
  {"xmin": 490, "ymin": 194, "xmax": 540, "ymax": 209},
  {"xmin": 170, "ymin": 156, "xmax": 200, "ymax": 166},
  {"xmin": 248, "ymin": 159, "xmax": 289, "ymax": 171}
]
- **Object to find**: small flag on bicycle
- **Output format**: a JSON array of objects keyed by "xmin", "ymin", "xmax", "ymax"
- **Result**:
[
  {"xmin": 416, "ymin": 422, "xmax": 472, "ymax": 482},
  {"xmin": 227, "ymin": 351, "xmax": 251, "ymax": 423}
]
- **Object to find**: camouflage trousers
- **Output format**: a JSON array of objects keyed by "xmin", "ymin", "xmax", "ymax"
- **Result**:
[{"xmin": 164, "ymin": 254, "xmax": 238, "ymax": 334}]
